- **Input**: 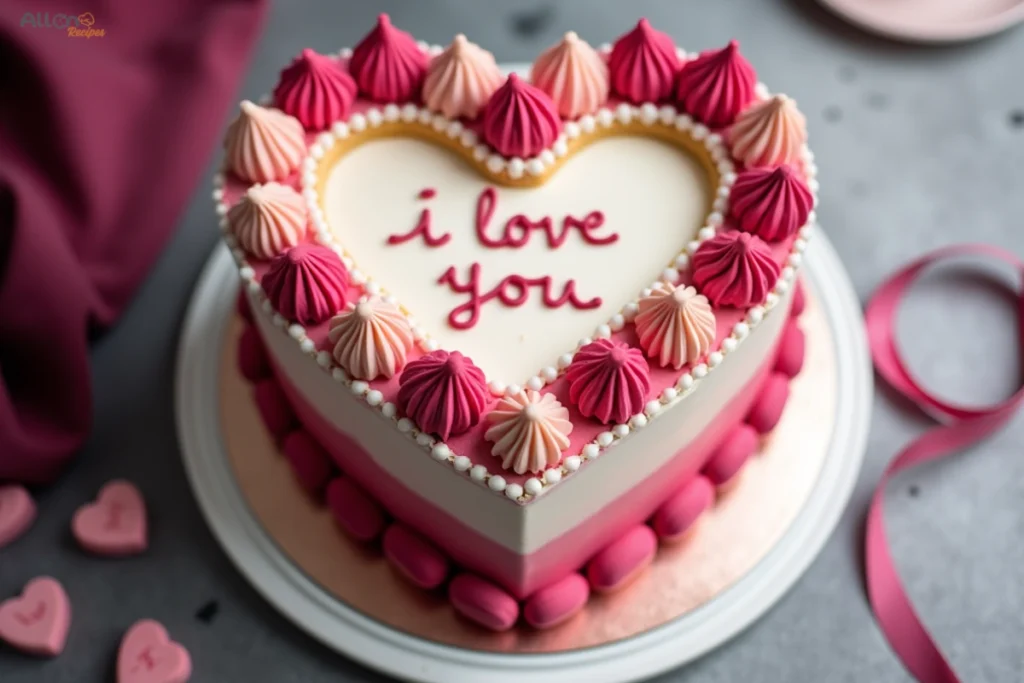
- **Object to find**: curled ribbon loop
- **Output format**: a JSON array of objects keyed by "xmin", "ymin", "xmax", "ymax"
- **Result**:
[{"xmin": 865, "ymin": 244, "xmax": 1024, "ymax": 683}]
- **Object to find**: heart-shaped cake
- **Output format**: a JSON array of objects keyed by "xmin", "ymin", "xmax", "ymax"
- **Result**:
[{"xmin": 217, "ymin": 15, "xmax": 816, "ymax": 624}]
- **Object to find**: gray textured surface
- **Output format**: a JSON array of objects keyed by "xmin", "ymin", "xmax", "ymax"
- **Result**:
[{"xmin": 2, "ymin": 1, "xmax": 1024, "ymax": 681}]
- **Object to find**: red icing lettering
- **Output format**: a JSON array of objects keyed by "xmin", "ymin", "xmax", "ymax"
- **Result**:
[
  {"xmin": 386, "ymin": 208, "xmax": 451, "ymax": 248},
  {"xmin": 439, "ymin": 263, "xmax": 602, "ymax": 330},
  {"xmin": 474, "ymin": 186, "xmax": 617, "ymax": 249},
  {"xmin": 15, "ymin": 602, "xmax": 46, "ymax": 626},
  {"xmin": 131, "ymin": 646, "xmax": 158, "ymax": 672},
  {"xmin": 105, "ymin": 502, "xmax": 124, "ymax": 531},
  {"xmin": 418, "ymin": 188, "xmax": 436, "ymax": 199}
]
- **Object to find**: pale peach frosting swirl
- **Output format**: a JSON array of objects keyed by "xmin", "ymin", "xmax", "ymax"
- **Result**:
[
  {"xmin": 328, "ymin": 297, "xmax": 414, "ymax": 380},
  {"xmin": 728, "ymin": 94, "xmax": 807, "ymax": 169},
  {"xmin": 227, "ymin": 182, "xmax": 307, "ymax": 260},
  {"xmin": 485, "ymin": 390, "xmax": 573, "ymax": 475},
  {"xmin": 224, "ymin": 101, "xmax": 306, "ymax": 184},
  {"xmin": 634, "ymin": 283, "xmax": 716, "ymax": 369},
  {"xmin": 423, "ymin": 34, "xmax": 503, "ymax": 119},
  {"xmin": 531, "ymin": 31, "xmax": 609, "ymax": 119}
]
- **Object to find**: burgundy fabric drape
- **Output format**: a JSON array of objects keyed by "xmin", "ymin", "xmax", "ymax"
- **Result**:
[{"xmin": 0, "ymin": 2, "xmax": 267, "ymax": 483}]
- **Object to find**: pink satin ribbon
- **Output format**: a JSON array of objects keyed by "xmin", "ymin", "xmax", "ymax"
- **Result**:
[{"xmin": 865, "ymin": 244, "xmax": 1024, "ymax": 683}]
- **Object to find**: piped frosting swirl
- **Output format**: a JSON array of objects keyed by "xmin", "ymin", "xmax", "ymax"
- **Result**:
[
  {"xmin": 227, "ymin": 182, "xmax": 307, "ymax": 260},
  {"xmin": 608, "ymin": 18, "xmax": 681, "ymax": 104},
  {"xmin": 531, "ymin": 31, "xmax": 609, "ymax": 119},
  {"xmin": 398, "ymin": 350, "xmax": 489, "ymax": 440},
  {"xmin": 565, "ymin": 340, "xmax": 650, "ymax": 424},
  {"xmin": 481, "ymin": 73, "xmax": 563, "ymax": 158},
  {"xmin": 273, "ymin": 49, "xmax": 357, "ymax": 131},
  {"xmin": 224, "ymin": 101, "xmax": 306, "ymax": 183},
  {"xmin": 262, "ymin": 245, "xmax": 349, "ymax": 325},
  {"xmin": 485, "ymin": 390, "xmax": 573, "ymax": 475},
  {"xmin": 692, "ymin": 231, "xmax": 780, "ymax": 308},
  {"xmin": 423, "ymin": 34, "xmax": 503, "ymax": 120},
  {"xmin": 730, "ymin": 165, "xmax": 813, "ymax": 242},
  {"xmin": 675, "ymin": 40, "xmax": 756, "ymax": 128},
  {"xmin": 328, "ymin": 297, "xmax": 414, "ymax": 380},
  {"xmin": 349, "ymin": 13, "xmax": 428, "ymax": 103},
  {"xmin": 634, "ymin": 284, "xmax": 716, "ymax": 369},
  {"xmin": 729, "ymin": 94, "xmax": 807, "ymax": 169}
]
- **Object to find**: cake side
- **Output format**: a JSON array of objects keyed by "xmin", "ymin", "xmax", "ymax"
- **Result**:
[{"xmin": 251, "ymin": 282, "xmax": 791, "ymax": 595}]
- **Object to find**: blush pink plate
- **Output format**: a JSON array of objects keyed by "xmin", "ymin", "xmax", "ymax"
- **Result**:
[{"xmin": 819, "ymin": 0, "xmax": 1024, "ymax": 42}]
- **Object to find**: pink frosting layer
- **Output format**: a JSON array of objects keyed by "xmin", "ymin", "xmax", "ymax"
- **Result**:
[{"xmin": 267, "ymin": 328, "xmax": 781, "ymax": 597}]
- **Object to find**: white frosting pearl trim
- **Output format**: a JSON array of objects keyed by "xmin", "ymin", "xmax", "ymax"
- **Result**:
[{"xmin": 216, "ymin": 77, "xmax": 818, "ymax": 505}]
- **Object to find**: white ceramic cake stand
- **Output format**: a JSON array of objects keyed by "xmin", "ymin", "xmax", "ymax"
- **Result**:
[{"xmin": 175, "ymin": 225, "xmax": 871, "ymax": 683}]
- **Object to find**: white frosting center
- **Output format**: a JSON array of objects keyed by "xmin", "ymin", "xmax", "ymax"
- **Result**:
[{"xmin": 323, "ymin": 136, "xmax": 709, "ymax": 383}]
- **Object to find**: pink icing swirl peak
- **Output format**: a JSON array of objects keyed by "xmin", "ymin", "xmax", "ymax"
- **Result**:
[
  {"xmin": 328, "ymin": 297, "xmax": 414, "ymax": 380},
  {"xmin": 730, "ymin": 165, "xmax": 813, "ymax": 242},
  {"xmin": 608, "ymin": 18, "xmax": 681, "ymax": 104},
  {"xmin": 729, "ymin": 94, "xmax": 807, "ymax": 169},
  {"xmin": 481, "ymin": 73, "xmax": 563, "ymax": 158},
  {"xmin": 691, "ymin": 231, "xmax": 780, "ymax": 308},
  {"xmin": 675, "ymin": 40, "xmax": 756, "ymax": 128},
  {"xmin": 262, "ymin": 245, "xmax": 349, "ymax": 325},
  {"xmin": 423, "ymin": 34, "xmax": 503, "ymax": 120},
  {"xmin": 273, "ymin": 49, "xmax": 357, "ymax": 131},
  {"xmin": 565, "ymin": 339, "xmax": 650, "ymax": 424},
  {"xmin": 224, "ymin": 101, "xmax": 306, "ymax": 184},
  {"xmin": 531, "ymin": 31, "xmax": 610, "ymax": 119},
  {"xmin": 227, "ymin": 182, "xmax": 307, "ymax": 260},
  {"xmin": 635, "ymin": 283, "xmax": 717, "ymax": 369},
  {"xmin": 398, "ymin": 350, "xmax": 489, "ymax": 441},
  {"xmin": 349, "ymin": 13, "xmax": 428, "ymax": 103},
  {"xmin": 485, "ymin": 390, "xmax": 573, "ymax": 475}
]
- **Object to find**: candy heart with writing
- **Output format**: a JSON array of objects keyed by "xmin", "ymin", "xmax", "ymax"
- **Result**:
[
  {"xmin": 117, "ymin": 620, "xmax": 191, "ymax": 683},
  {"xmin": 0, "ymin": 484, "xmax": 36, "ymax": 548},
  {"xmin": 0, "ymin": 577, "xmax": 71, "ymax": 657},
  {"xmin": 72, "ymin": 480, "xmax": 148, "ymax": 556}
]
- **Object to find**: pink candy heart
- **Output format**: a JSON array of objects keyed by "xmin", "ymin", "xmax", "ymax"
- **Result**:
[
  {"xmin": 117, "ymin": 620, "xmax": 191, "ymax": 683},
  {"xmin": 0, "ymin": 577, "xmax": 71, "ymax": 657},
  {"xmin": 72, "ymin": 480, "xmax": 148, "ymax": 556},
  {"xmin": 0, "ymin": 484, "xmax": 36, "ymax": 549}
]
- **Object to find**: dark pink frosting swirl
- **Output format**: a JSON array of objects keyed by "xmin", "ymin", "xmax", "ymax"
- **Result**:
[
  {"xmin": 274, "ymin": 49, "xmax": 357, "ymax": 130},
  {"xmin": 675, "ymin": 40, "xmax": 756, "ymax": 128},
  {"xmin": 262, "ymin": 244, "xmax": 349, "ymax": 325},
  {"xmin": 565, "ymin": 339, "xmax": 651, "ymax": 424},
  {"xmin": 730, "ymin": 165, "xmax": 813, "ymax": 242},
  {"xmin": 481, "ymin": 73, "xmax": 563, "ymax": 158},
  {"xmin": 398, "ymin": 350, "xmax": 489, "ymax": 441},
  {"xmin": 349, "ymin": 13, "xmax": 428, "ymax": 103},
  {"xmin": 608, "ymin": 18, "xmax": 681, "ymax": 104},
  {"xmin": 692, "ymin": 231, "xmax": 780, "ymax": 308}
]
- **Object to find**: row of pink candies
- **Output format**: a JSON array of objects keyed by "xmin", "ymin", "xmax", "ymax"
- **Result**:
[{"xmin": 0, "ymin": 482, "xmax": 191, "ymax": 682}]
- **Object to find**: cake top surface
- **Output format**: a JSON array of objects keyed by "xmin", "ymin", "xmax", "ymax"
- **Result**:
[{"xmin": 216, "ymin": 15, "xmax": 816, "ymax": 503}]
